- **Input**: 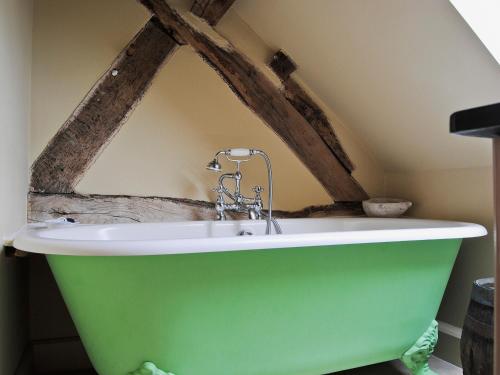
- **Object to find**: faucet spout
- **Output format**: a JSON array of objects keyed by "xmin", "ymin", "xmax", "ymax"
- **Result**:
[{"xmin": 248, "ymin": 208, "xmax": 259, "ymax": 220}]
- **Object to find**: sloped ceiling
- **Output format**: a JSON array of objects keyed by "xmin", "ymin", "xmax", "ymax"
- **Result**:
[
  {"xmin": 450, "ymin": 0, "xmax": 500, "ymax": 65},
  {"xmin": 233, "ymin": 0, "xmax": 500, "ymax": 172}
]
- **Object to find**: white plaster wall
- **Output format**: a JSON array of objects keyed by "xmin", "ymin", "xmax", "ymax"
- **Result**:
[{"xmin": 0, "ymin": 0, "xmax": 33, "ymax": 373}]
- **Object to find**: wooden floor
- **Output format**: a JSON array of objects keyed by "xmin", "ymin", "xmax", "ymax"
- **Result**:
[{"xmin": 50, "ymin": 358, "xmax": 461, "ymax": 375}]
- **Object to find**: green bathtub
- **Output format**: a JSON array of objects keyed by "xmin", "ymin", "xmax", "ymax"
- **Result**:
[{"xmin": 14, "ymin": 218, "xmax": 486, "ymax": 375}]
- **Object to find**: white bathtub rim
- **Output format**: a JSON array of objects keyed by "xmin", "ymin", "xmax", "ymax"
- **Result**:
[{"xmin": 13, "ymin": 217, "xmax": 487, "ymax": 256}]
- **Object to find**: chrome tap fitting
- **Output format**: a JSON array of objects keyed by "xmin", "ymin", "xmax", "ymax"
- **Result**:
[{"xmin": 206, "ymin": 148, "xmax": 277, "ymax": 235}]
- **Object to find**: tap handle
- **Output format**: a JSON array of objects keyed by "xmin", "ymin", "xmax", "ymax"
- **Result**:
[
  {"xmin": 252, "ymin": 185, "xmax": 264, "ymax": 194},
  {"xmin": 228, "ymin": 148, "xmax": 252, "ymax": 157},
  {"xmin": 252, "ymin": 186, "xmax": 264, "ymax": 205},
  {"xmin": 212, "ymin": 186, "xmax": 225, "ymax": 202}
]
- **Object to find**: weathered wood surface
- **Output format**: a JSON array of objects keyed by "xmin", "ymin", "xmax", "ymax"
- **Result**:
[
  {"xmin": 461, "ymin": 279, "xmax": 494, "ymax": 375},
  {"xmin": 30, "ymin": 18, "xmax": 178, "ymax": 194},
  {"xmin": 269, "ymin": 51, "xmax": 354, "ymax": 173},
  {"xmin": 289, "ymin": 201, "xmax": 363, "ymax": 218},
  {"xmin": 191, "ymin": 0, "xmax": 236, "ymax": 25},
  {"xmin": 139, "ymin": 0, "xmax": 368, "ymax": 201},
  {"xmin": 269, "ymin": 50, "xmax": 297, "ymax": 81},
  {"xmin": 28, "ymin": 193, "xmax": 364, "ymax": 224}
]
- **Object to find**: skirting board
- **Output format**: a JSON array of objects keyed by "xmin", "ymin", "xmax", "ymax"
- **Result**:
[
  {"xmin": 390, "ymin": 356, "xmax": 462, "ymax": 374},
  {"xmin": 437, "ymin": 320, "xmax": 463, "ymax": 340},
  {"xmin": 434, "ymin": 320, "xmax": 463, "ymax": 367}
]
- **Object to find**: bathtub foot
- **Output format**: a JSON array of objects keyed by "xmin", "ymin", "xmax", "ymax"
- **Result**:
[
  {"xmin": 129, "ymin": 361, "xmax": 175, "ymax": 375},
  {"xmin": 401, "ymin": 320, "xmax": 439, "ymax": 375}
]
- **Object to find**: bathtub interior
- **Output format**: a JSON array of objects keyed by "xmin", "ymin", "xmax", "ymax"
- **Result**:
[
  {"xmin": 35, "ymin": 217, "xmax": 478, "ymax": 241},
  {"xmin": 47, "ymin": 238, "xmax": 461, "ymax": 375}
]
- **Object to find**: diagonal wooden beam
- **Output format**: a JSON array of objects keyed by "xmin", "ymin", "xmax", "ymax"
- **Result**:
[
  {"xmin": 269, "ymin": 50, "xmax": 354, "ymax": 173},
  {"xmin": 30, "ymin": 18, "xmax": 178, "ymax": 193},
  {"xmin": 30, "ymin": 0, "xmax": 237, "ymax": 195},
  {"xmin": 191, "ymin": 0, "xmax": 236, "ymax": 26},
  {"xmin": 269, "ymin": 50, "xmax": 297, "ymax": 82},
  {"xmin": 138, "ymin": 0, "xmax": 368, "ymax": 201}
]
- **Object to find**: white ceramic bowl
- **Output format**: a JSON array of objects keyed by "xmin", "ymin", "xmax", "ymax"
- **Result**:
[{"xmin": 362, "ymin": 198, "xmax": 412, "ymax": 218}]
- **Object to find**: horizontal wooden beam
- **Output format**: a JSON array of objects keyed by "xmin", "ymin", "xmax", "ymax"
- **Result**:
[
  {"xmin": 191, "ymin": 0, "xmax": 236, "ymax": 26},
  {"xmin": 30, "ymin": 18, "xmax": 178, "ymax": 193},
  {"xmin": 269, "ymin": 50, "xmax": 354, "ymax": 172},
  {"xmin": 28, "ymin": 193, "xmax": 364, "ymax": 224},
  {"xmin": 138, "ymin": 0, "xmax": 368, "ymax": 201}
]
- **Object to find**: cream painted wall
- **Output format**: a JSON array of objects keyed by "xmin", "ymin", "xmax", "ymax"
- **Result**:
[
  {"xmin": 386, "ymin": 166, "xmax": 494, "ymax": 365},
  {"xmin": 31, "ymin": 0, "xmax": 384, "ymax": 211},
  {"xmin": 0, "ymin": 0, "xmax": 32, "ymax": 373},
  {"xmin": 234, "ymin": 0, "xmax": 500, "ymax": 172}
]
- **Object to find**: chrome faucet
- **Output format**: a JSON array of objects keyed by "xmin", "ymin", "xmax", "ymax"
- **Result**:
[{"xmin": 206, "ymin": 148, "xmax": 280, "ymax": 235}]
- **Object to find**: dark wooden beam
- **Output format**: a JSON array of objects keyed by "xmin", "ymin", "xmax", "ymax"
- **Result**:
[
  {"xmin": 138, "ymin": 0, "xmax": 368, "ymax": 201},
  {"xmin": 269, "ymin": 50, "xmax": 354, "ymax": 172},
  {"xmin": 282, "ymin": 79, "xmax": 355, "ymax": 173},
  {"xmin": 28, "ymin": 193, "xmax": 364, "ymax": 224},
  {"xmin": 191, "ymin": 0, "xmax": 236, "ymax": 26},
  {"xmin": 30, "ymin": 18, "xmax": 178, "ymax": 194},
  {"xmin": 270, "ymin": 50, "xmax": 297, "ymax": 81}
]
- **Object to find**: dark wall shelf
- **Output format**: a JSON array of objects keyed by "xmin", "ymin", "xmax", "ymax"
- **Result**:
[{"xmin": 450, "ymin": 102, "xmax": 500, "ymax": 138}]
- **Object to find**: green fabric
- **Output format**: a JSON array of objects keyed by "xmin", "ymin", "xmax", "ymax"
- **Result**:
[
  {"xmin": 47, "ymin": 239, "xmax": 461, "ymax": 375},
  {"xmin": 401, "ymin": 320, "xmax": 439, "ymax": 375}
]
